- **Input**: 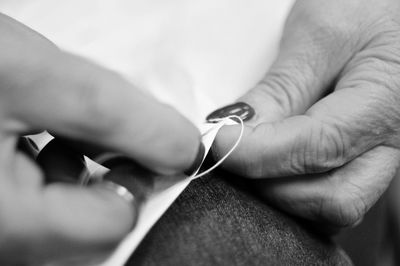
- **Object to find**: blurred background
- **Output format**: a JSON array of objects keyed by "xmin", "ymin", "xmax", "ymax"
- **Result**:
[{"xmin": 336, "ymin": 172, "xmax": 400, "ymax": 266}]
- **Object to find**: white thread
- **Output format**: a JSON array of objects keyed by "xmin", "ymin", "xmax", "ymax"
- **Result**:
[{"xmin": 191, "ymin": 115, "xmax": 244, "ymax": 180}]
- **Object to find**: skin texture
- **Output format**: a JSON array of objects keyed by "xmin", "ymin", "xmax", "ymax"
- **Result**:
[
  {"xmin": 0, "ymin": 13, "xmax": 200, "ymax": 264},
  {"xmin": 214, "ymin": 0, "xmax": 400, "ymax": 230}
]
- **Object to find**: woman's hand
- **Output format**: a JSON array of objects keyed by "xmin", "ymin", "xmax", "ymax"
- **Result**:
[
  {"xmin": 210, "ymin": 0, "xmax": 400, "ymax": 230},
  {"xmin": 0, "ymin": 13, "xmax": 200, "ymax": 263}
]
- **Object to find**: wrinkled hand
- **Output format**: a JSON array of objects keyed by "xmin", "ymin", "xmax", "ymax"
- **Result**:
[
  {"xmin": 212, "ymin": 0, "xmax": 400, "ymax": 230},
  {"xmin": 0, "ymin": 14, "xmax": 200, "ymax": 263}
]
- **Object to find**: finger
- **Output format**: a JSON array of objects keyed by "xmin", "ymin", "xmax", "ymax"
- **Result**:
[
  {"xmin": 215, "ymin": 47, "xmax": 400, "ymax": 178},
  {"xmin": 210, "ymin": 6, "xmax": 360, "ymax": 176},
  {"xmin": 36, "ymin": 138, "xmax": 151, "ymax": 203},
  {"xmin": 215, "ymin": 98, "xmax": 379, "ymax": 178},
  {"xmin": 255, "ymin": 146, "xmax": 400, "ymax": 229},
  {"xmin": 215, "ymin": 90, "xmax": 389, "ymax": 177},
  {"xmin": 0, "ymin": 153, "xmax": 136, "ymax": 263},
  {"xmin": 0, "ymin": 14, "xmax": 200, "ymax": 174}
]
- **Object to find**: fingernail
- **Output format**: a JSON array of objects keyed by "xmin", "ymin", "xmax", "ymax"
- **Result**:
[
  {"xmin": 206, "ymin": 102, "xmax": 255, "ymax": 123},
  {"xmin": 103, "ymin": 165, "xmax": 148, "ymax": 204},
  {"xmin": 184, "ymin": 142, "xmax": 205, "ymax": 176}
]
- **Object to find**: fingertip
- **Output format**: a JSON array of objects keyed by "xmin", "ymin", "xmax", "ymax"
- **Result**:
[
  {"xmin": 169, "ymin": 116, "xmax": 202, "ymax": 172},
  {"xmin": 89, "ymin": 184, "xmax": 138, "ymax": 236},
  {"xmin": 147, "ymin": 110, "xmax": 202, "ymax": 174}
]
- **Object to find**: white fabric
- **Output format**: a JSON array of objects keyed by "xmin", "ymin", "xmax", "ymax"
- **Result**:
[{"xmin": 0, "ymin": 0, "xmax": 293, "ymax": 125}]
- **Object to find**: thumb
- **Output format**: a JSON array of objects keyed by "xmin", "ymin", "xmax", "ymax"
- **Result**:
[
  {"xmin": 212, "ymin": 52, "xmax": 400, "ymax": 178},
  {"xmin": 209, "ymin": 9, "xmax": 359, "ymax": 177}
]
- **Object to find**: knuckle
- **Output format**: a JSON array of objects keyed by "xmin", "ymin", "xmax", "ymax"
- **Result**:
[
  {"xmin": 288, "ymin": 3, "xmax": 358, "ymax": 52},
  {"xmin": 260, "ymin": 69, "xmax": 311, "ymax": 115},
  {"xmin": 335, "ymin": 56, "xmax": 400, "ymax": 147},
  {"xmin": 307, "ymin": 21, "xmax": 352, "ymax": 51},
  {"xmin": 291, "ymin": 121, "xmax": 348, "ymax": 174},
  {"xmin": 342, "ymin": 47, "xmax": 400, "ymax": 94}
]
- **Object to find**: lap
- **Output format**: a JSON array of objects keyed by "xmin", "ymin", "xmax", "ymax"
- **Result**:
[{"xmin": 128, "ymin": 170, "xmax": 351, "ymax": 266}]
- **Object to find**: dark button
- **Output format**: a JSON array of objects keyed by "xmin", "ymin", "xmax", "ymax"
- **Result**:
[{"xmin": 206, "ymin": 102, "xmax": 255, "ymax": 123}]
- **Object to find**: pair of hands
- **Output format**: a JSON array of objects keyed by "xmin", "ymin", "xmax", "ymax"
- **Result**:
[{"xmin": 2, "ymin": 0, "xmax": 400, "ymax": 262}]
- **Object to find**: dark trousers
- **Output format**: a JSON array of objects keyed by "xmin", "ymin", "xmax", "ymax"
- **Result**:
[{"xmin": 128, "ymin": 170, "xmax": 351, "ymax": 266}]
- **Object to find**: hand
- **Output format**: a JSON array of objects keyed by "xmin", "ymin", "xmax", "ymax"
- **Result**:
[
  {"xmin": 210, "ymin": 0, "xmax": 400, "ymax": 231},
  {"xmin": 0, "ymin": 13, "xmax": 200, "ymax": 263}
]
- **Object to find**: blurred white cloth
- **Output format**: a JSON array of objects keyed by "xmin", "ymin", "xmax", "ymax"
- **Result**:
[{"xmin": 0, "ymin": 0, "xmax": 293, "ymax": 125}]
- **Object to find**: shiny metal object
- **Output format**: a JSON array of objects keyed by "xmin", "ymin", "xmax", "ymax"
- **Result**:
[{"xmin": 96, "ymin": 180, "xmax": 136, "ymax": 206}]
